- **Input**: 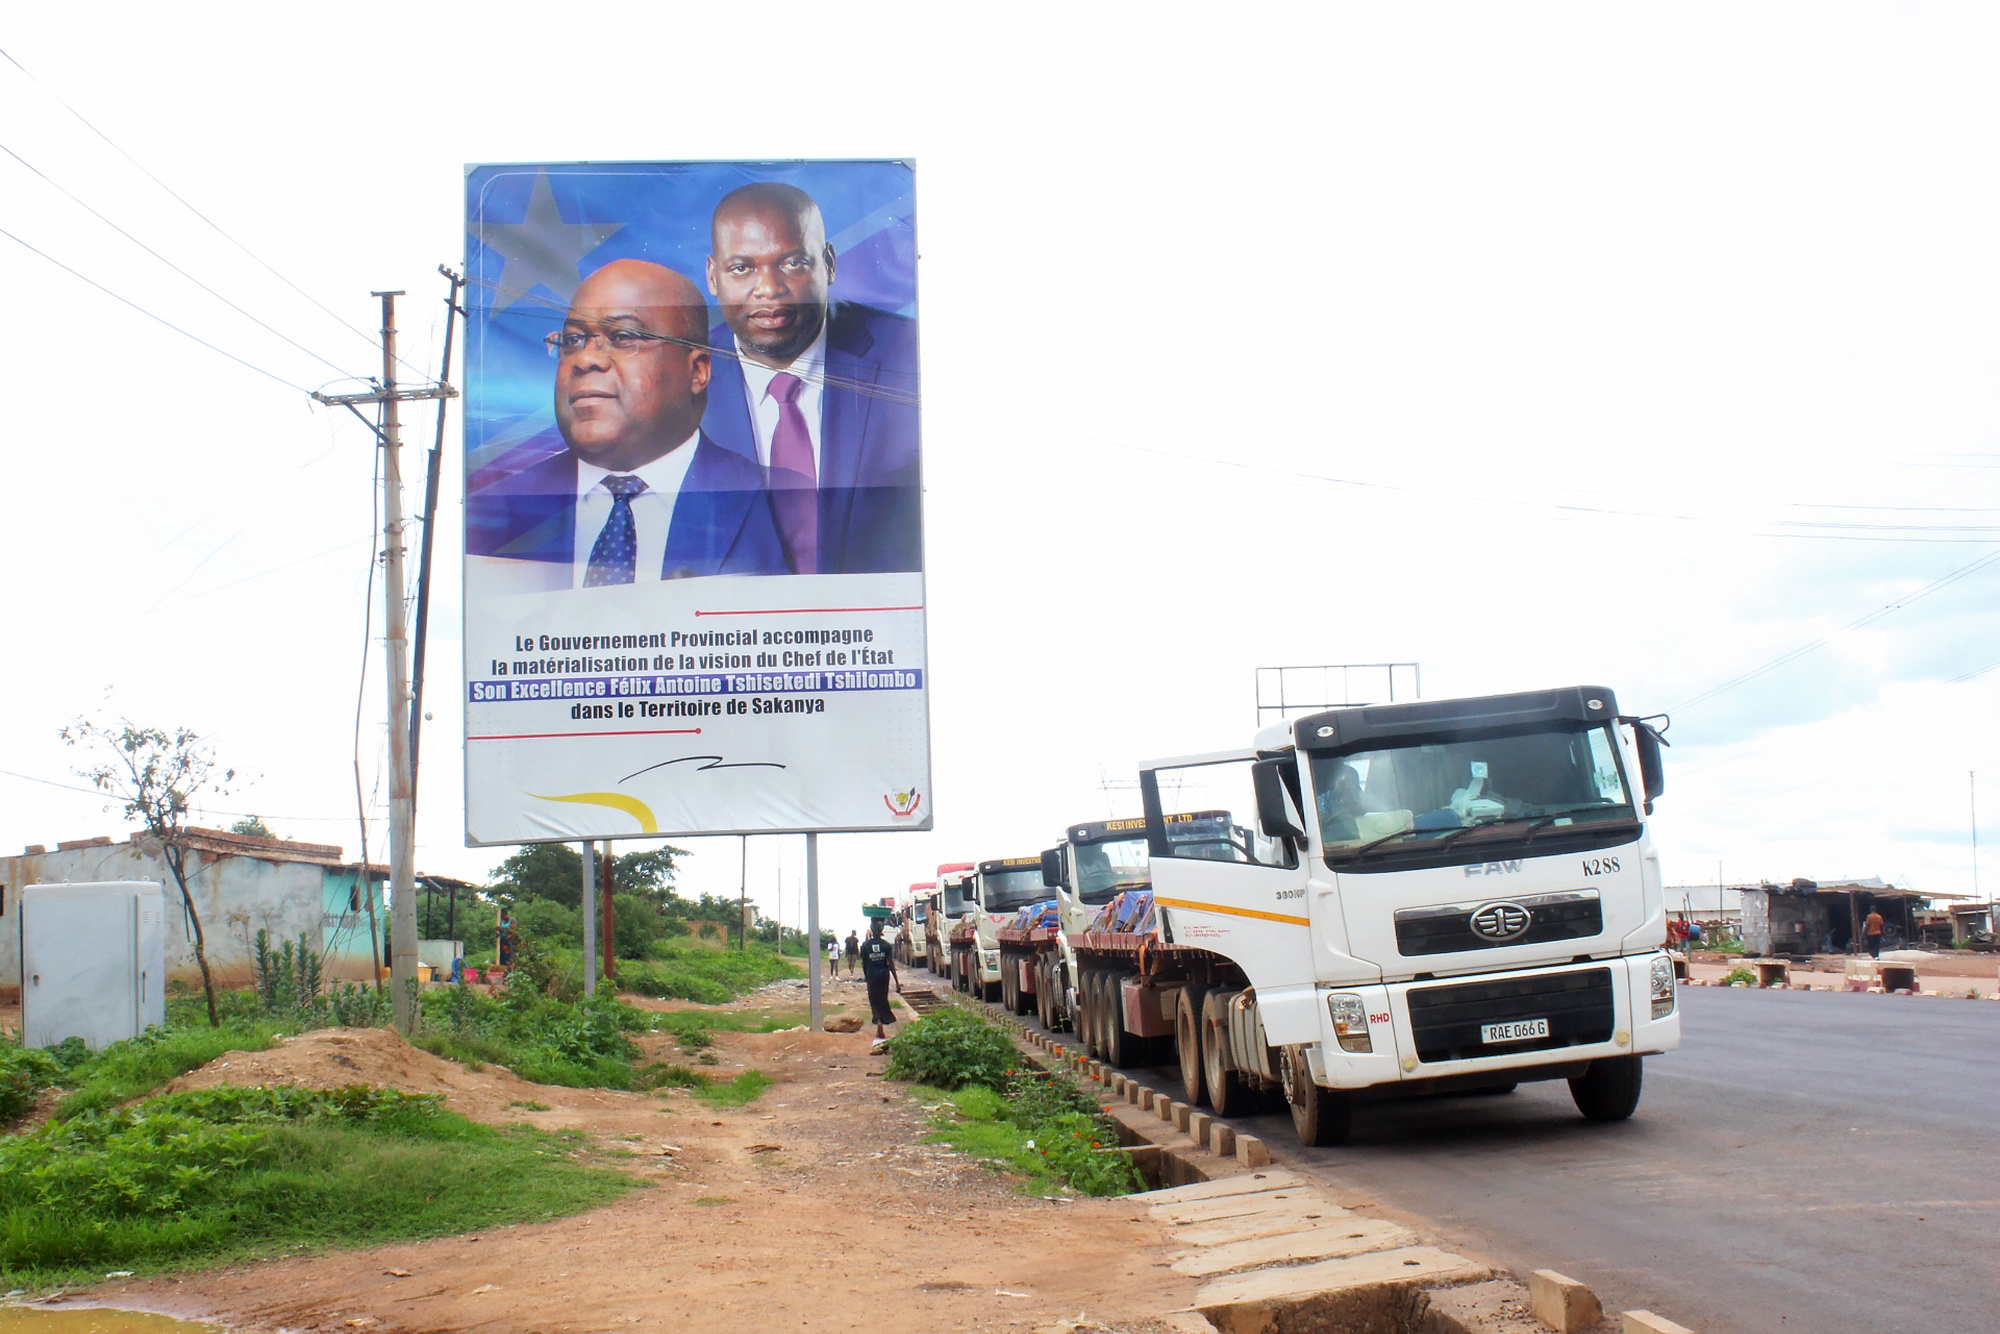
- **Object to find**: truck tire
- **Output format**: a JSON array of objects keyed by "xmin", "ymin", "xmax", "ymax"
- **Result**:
[
  {"xmin": 1014, "ymin": 962, "xmax": 1034, "ymax": 1016},
  {"xmin": 1000, "ymin": 963, "xmax": 1016, "ymax": 1013},
  {"xmin": 1101, "ymin": 972, "xmax": 1129, "ymax": 1069},
  {"xmin": 1036, "ymin": 956, "xmax": 1057, "ymax": 1030},
  {"xmin": 1077, "ymin": 969, "xmax": 1099, "ymax": 1057},
  {"xmin": 1176, "ymin": 985, "xmax": 1208, "ymax": 1105},
  {"xmin": 1201, "ymin": 989, "xmax": 1249, "ymax": 1118},
  {"xmin": 1281, "ymin": 1045, "xmax": 1352, "ymax": 1147},
  {"xmin": 1569, "ymin": 1055, "xmax": 1643, "ymax": 1122}
]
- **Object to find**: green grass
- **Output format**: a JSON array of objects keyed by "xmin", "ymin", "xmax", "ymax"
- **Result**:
[
  {"xmin": 920, "ymin": 1080, "xmax": 1140, "ymax": 1197},
  {"xmin": 0, "ymin": 1084, "xmax": 633, "ymax": 1286},
  {"xmin": 651, "ymin": 1006, "xmax": 809, "ymax": 1054},
  {"xmin": 53, "ymin": 1021, "xmax": 289, "ymax": 1119},
  {"xmin": 642, "ymin": 1064, "xmax": 773, "ymax": 1108},
  {"xmin": 616, "ymin": 946, "xmax": 800, "ymax": 1005}
]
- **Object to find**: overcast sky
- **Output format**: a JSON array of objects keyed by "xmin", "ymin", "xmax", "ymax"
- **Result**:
[{"xmin": 1, "ymin": 2, "xmax": 1994, "ymax": 934}]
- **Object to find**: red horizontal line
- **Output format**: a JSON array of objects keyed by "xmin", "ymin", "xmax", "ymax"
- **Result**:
[
  {"xmin": 694, "ymin": 605, "xmax": 923, "ymax": 616},
  {"xmin": 467, "ymin": 728, "xmax": 703, "ymax": 741}
]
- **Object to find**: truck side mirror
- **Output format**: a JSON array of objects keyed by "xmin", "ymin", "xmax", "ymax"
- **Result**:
[
  {"xmin": 1040, "ymin": 848, "xmax": 1064, "ymax": 889},
  {"xmin": 1253, "ymin": 757, "xmax": 1306, "ymax": 842},
  {"xmin": 1634, "ymin": 723, "xmax": 1667, "ymax": 813}
]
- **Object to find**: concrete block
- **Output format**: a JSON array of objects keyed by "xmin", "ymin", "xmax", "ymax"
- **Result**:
[
  {"xmin": 1151, "ymin": 1188, "xmax": 1316, "ymax": 1224},
  {"xmin": 1173, "ymin": 1102, "xmax": 1193, "ymax": 1133},
  {"xmin": 1169, "ymin": 1216, "xmax": 1411, "ymax": 1278},
  {"xmin": 1211, "ymin": 1124, "xmax": 1237, "ymax": 1157},
  {"xmin": 1138, "ymin": 1087, "xmax": 1156, "ymax": 1110},
  {"xmin": 1236, "ymin": 1134, "xmax": 1271, "ymax": 1168},
  {"xmin": 1193, "ymin": 1246, "xmax": 1492, "ymax": 1321},
  {"xmin": 1160, "ymin": 1098, "xmax": 1179, "ymax": 1124},
  {"xmin": 1130, "ymin": 1169, "xmax": 1302, "ymax": 1205},
  {"xmin": 1171, "ymin": 1200, "xmax": 1341, "ymax": 1247},
  {"xmin": 1622, "ymin": 1312, "xmax": 1696, "ymax": 1334},
  {"xmin": 1190, "ymin": 1111, "xmax": 1213, "ymax": 1149},
  {"xmin": 1530, "ymin": 1269, "xmax": 1603, "ymax": 1332},
  {"xmin": 1127, "ymin": 1083, "xmax": 1142, "ymax": 1105}
]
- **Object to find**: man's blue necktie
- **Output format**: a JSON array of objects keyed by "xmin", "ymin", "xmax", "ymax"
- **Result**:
[{"xmin": 584, "ymin": 474, "xmax": 648, "ymax": 586}]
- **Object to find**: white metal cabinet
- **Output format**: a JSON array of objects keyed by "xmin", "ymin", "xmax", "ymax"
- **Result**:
[{"xmin": 22, "ymin": 881, "xmax": 167, "ymax": 1049}]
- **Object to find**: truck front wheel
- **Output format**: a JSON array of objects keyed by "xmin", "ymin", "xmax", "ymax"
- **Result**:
[
  {"xmin": 1569, "ymin": 1055, "xmax": 1643, "ymax": 1122},
  {"xmin": 1282, "ymin": 1045, "xmax": 1352, "ymax": 1147}
]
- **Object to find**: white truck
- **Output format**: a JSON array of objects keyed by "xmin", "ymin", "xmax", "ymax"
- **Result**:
[
  {"xmin": 950, "ymin": 856, "xmax": 1046, "ymax": 1001},
  {"xmin": 1077, "ymin": 686, "xmax": 1680, "ymax": 1145}
]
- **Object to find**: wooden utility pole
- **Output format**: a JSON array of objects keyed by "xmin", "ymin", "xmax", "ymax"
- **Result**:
[{"xmin": 311, "ymin": 292, "xmax": 454, "ymax": 1036}]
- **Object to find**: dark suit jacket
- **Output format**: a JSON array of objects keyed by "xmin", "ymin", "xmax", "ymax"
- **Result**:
[
  {"xmin": 704, "ymin": 301, "xmax": 923, "ymax": 575},
  {"xmin": 466, "ymin": 429, "xmax": 788, "ymax": 581}
]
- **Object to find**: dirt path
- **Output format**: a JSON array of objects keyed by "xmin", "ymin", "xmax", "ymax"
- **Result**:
[{"xmin": 97, "ymin": 979, "xmax": 1199, "ymax": 1333}]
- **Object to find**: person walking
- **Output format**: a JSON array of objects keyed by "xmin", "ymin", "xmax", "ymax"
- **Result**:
[
  {"xmin": 844, "ymin": 929, "xmax": 860, "ymax": 976},
  {"xmin": 1863, "ymin": 906, "xmax": 1886, "ymax": 958},
  {"xmin": 858, "ymin": 920, "xmax": 899, "ymax": 1046}
]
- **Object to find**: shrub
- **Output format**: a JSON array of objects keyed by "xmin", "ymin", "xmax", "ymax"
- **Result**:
[
  {"xmin": 1721, "ymin": 966, "xmax": 1757, "ymax": 987},
  {"xmin": 513, "ymin": 899, "xmax": 583, "ymax": 948},
  {"xmin": 0, "ymin": 1082, "xmax": 628, "ymax": 1282},
  {"xmin": 884, "ymin": 1005, "xmax": 1018, "ymax": 1091},
  {"xmin": 0, "ymin": 1041, "xmax": 64, "ymax": 1123}
]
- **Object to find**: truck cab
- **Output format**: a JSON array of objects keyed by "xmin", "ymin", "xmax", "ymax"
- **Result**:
[
  {"xmin": 1141, "ymin": 685, "xmax": 1680, "ymax": 1144},
  {"xmin": 956, "ymin": 857, "xmax": 1045, "ymax": 1001},
  {"xmin": 897, "ymin": 881, "xmax": 934, "ymax": 967}
]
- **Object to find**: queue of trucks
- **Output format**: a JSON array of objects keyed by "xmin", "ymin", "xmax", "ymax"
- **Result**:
[{"xmin": 888, "ymin": 685, "xmax": 1682, "ymax": 1147}]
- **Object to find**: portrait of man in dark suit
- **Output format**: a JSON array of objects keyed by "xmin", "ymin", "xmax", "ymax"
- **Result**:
[
  {"xmin": 704, "ymin": 182, "xmax": 923, "ymax": 576},
  {"xmin": 467, "ymin": 260, "xmax": 787, "ymax": 587}
]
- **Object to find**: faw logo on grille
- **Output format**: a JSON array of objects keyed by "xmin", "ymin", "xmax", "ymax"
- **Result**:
[{"xmin": 1468, "ymin": 900, "xmax": 1533, "ymax": 942}]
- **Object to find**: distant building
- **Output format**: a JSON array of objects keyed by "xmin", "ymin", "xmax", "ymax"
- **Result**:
[
  {"xmin": 1738, "ymin": 876, "xmax": 1973, "ymax": 955},
  {"xmin": 0, "ymin": 827, "xmax": 390, "ymax": 1001}
]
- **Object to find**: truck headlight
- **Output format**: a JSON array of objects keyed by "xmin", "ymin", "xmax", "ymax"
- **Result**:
[
  {"xmin": 1327, "ymin": 992, "xmax": 1373, "ymax": 1053},
  {"xmin": 1650, "ymin": 954, "xmax": 1676, "ymax": 1019}
]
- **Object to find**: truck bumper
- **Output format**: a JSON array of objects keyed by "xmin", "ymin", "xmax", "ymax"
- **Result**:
[{"xmin": 1315, "ymin": 953, "xmax": 1681, "ymax": 1091}]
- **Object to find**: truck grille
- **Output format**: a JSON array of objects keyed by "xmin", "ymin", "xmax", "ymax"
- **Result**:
[
  {"xmin": 1394, "ymin": 891, "xmax": 1602, "ymax": 956},
  {"xmin": 1406, "ymin": 967, "xmax": 1614, "ymax": 1064}
]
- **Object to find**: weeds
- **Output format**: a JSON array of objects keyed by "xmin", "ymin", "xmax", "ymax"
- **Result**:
[
  {"xmin": 53, "ymin": 1022, "xmax": 289, "ymax": 1120},
  {"xmin": 639, "ymin": 1064, "xmax": 773, "ymax": 1108},
  {"xmin": 616, "ymin": 946, "xmax": 798, "ymax": 1005},
  {"xmin": 883, "ymin": 1005, "xmax": 1017, "ymax": 1091},
  {"xmin": 0, "ymin": 1083, "xmax": 630, "ymax": 1284}
]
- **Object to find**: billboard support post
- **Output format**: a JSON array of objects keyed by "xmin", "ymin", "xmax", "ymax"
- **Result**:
[
  {"xmin": 600, "ymin": 840, "xmax": 615, "ymax": 983},
  {"xmin": 806, "ymin": 834, "xmax": 822, "ymax": 1032},
  {"xmin": 580, "ymin": 841, "xmax": 597, "ymax": 997}
]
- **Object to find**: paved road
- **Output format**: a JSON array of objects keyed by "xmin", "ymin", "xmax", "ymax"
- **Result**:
[{"xmin": 1015, "ymin": 986, "xmax": 2000, "ymax": 1334}]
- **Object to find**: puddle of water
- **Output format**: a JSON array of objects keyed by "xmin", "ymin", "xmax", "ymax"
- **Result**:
[{"xmin": 0, "ymin": 1310, "xmax": 224, "ymax": 1333}]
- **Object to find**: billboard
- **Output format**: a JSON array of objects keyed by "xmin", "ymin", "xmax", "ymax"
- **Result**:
[{"xmin": 462, "ymin": 161, "xmax": 928, "ymax": 845}]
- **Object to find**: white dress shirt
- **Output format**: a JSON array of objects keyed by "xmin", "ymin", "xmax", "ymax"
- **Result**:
[
  {"xmin": 734, "ymin": 323, "xmax": 829, "ymax": 479},
  {"xmin": 570, "ymin": 431, "xmax": 700, "ymax": 588}
]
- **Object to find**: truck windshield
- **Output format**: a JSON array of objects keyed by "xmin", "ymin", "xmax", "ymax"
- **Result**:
[
  {"xmin": 981, "ymin": 870, "xmax": 1046, "ymax": 914},
  {"xmin": 1072, "ymin": 837, "xmax": 1150, "ymax": 905},
  {"xmin": 1312, "ymin": 725, "xmax": 1634, "ymax": 860},
  {"xmin": 942, "ymin": 881, "xmax": 968, "ymax": 916}
]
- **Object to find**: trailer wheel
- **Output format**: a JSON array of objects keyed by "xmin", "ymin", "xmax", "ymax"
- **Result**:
[
  {"xmin": 1569, "ymin": 1055, "xmax": 1643, "ymax": 1122},
  {"xmin": 1176, "ymin": 985, "xmax": 1208, "ymax": 1105},
  {"xmin": 1000, "ymin": 962, "xmax": 1015, "ymax": 1013},
  {"xmin": 1074, "ymin": 968, "xmax": 1097, "ymax": 1057},
  {"xmin": 1201, "ymin": 989, "xmax": 1249, "ymax": 1117},
  {"xmin": 1036, "ymin": 956, "xmax": 1056, "ymax": 1030},
  {"xmin": 1101, "ymin": 972, "xmax": 1129, "ymax": 1069},
  {"xmin": 1281, "ymin": 1045, "xmax": 1352, "ymax": 1147}
]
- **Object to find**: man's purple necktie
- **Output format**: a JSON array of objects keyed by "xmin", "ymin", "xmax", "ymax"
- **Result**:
[{"xmin": 766, "ymin": 371, "xmax": 817, "ymax": 575}]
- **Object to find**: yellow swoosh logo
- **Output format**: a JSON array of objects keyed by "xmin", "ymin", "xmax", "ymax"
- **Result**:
[{"xmin": 526, "ymin": 791, "xmax": 658, "ymax": 834}]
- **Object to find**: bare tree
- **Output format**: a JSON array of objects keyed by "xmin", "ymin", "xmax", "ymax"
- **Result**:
[{"xmin": 63, "ymin": 717, "xmax": 234, "ymax": 1026}]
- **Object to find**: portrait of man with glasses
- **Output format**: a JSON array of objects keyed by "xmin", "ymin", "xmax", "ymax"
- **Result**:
[{"xmin": 466, "ymin": 259, "xmax": 787, "ymax": 588}]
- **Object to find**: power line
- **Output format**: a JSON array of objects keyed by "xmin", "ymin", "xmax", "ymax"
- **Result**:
[
  {"xmin": 1671, "ymin": 548, "xmax": 2000, "ymax": 713},
  {"xmin": 0, "ymin": 44, "xmax": 429, "ymax": 381},
  {"xmin": 0, "ymin": 223, "xmax": 308, "ymax": 393},
  {"xmin": 0, "ymin": 136, "xmax": 362, "ymax": 381},
  {"xmin": 1082, "ymin": 434, "xmax": 2000, "ymax": 544}
]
